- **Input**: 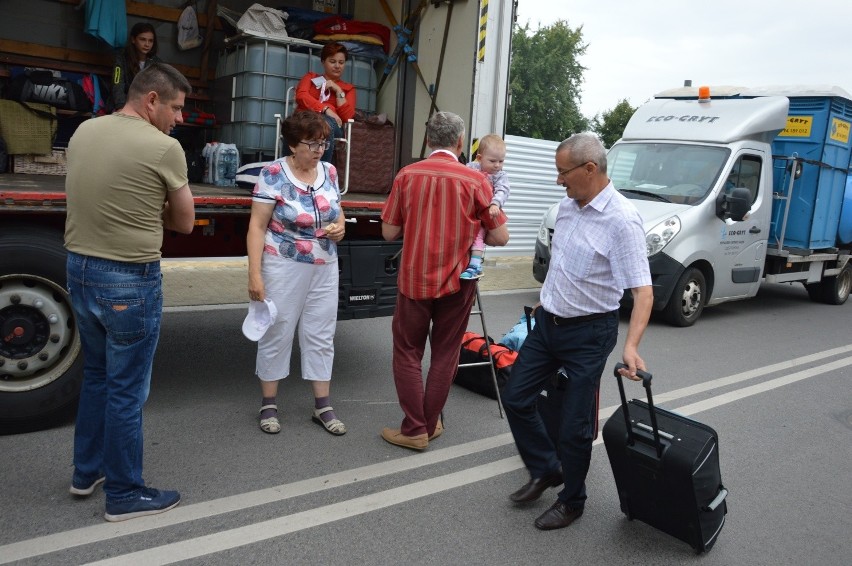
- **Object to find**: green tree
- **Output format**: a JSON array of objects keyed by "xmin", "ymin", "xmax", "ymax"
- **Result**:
[
  {"xmin": 591, "ymin": 99, "xmax": 637, "ymax": 148},
  {"xmin": 507, "ymin": 20, "xmax": 588, "ymax": 140}
]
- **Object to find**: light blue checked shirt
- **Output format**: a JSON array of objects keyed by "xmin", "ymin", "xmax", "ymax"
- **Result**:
[{"xmin": 541, "ymin": 182, "xmax": 651, "ymax": 318}]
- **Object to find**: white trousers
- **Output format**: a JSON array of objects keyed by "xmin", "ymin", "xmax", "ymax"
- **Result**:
[{"xmin": 255, "ymin": 256, "xmax": 338, "ymax": 382}]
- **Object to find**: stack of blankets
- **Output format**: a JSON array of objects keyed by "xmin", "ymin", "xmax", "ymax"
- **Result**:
[{"xmin": 283, "ymin": 6, "xmax": 389, "ymax": 60}]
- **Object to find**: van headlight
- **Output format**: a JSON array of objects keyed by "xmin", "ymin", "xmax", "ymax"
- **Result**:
[{"xmin": 646, "ymin": 216, "xmax": 680, "ymax": 256}]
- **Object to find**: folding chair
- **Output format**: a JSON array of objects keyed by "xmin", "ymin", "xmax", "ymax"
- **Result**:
[{"xmin": 276, "ymin": 86, "xmax": 352, "ymax": 194}]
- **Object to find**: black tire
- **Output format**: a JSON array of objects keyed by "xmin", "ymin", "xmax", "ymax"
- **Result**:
[
  {"xmin": 664, "ymin": 267, "xmax": 706, "ymax": 327},
  {"xmin": 0, "ymin": 224, "xmax": 82, "ymax": 434},
  {"xmin": 804, "ymin": 281, "xmax": 822, "ymax": 302},
  {"xmin": 814, "ymin": 263, "xmax": 852, "ymax": 305}
]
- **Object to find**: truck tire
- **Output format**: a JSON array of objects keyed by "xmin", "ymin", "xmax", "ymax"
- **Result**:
[
  {"xmin": 0, "ymin": 224, "xmax": 82, "ymax": 434},
  {"xmin": 805, "ymin": 264, "xmax": 852, "ymax": 305},
  {"xmin": 664, "ymin": 267, "xmax": 706, "ymax": 327}
]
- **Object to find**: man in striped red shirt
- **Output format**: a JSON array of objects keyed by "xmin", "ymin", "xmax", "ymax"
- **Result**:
[{"xmin": 380, "ymin": 111, "xmax": 509, "ymax": 450}]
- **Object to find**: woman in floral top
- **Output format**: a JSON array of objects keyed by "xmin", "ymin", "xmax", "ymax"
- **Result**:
[{"xmin": 246, "ymin": 110, "xmax": 347, "ymax": 436}]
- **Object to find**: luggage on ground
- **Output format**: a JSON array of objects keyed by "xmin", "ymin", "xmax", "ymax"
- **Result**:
[
  {"xmin": 454, "ymin": 332, "xmax": 517, "ymax": 399},
  {"xmin": 602, "ymin": 363, "xmax": 727, "ymax": 553}
]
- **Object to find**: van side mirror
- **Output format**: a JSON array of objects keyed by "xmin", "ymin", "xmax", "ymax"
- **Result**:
[{"xmin": 716, "ymin": 187, "xmax": 751, "ymax": 221}]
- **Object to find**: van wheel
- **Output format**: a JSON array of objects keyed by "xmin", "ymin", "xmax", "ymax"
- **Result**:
[
  {"xmin": 0, "ymin": 225, "xmax": 82, "ymax": 433},
  {"xmin": 664, "ymin": 267, "xmax": 705, "ymax": 327},
  {"xmin": 805, "ymin": 264, "xmax": 852, "ymax": 305}
]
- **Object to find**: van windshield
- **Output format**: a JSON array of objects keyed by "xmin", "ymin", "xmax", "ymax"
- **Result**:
[{"xmin": 608, "ymin": 143, "xmax": 730, "ymax": 205}]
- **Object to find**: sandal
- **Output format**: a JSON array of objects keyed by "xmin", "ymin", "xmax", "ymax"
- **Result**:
[
  {"xmin": 259, "ymin": 404, "xmax": 281, "ymax": 434},
  {"xmin": 312, "ymin": 406, "xmax": 346, "ymax": 436}
]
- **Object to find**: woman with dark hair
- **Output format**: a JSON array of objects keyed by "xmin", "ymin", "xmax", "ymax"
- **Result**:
[
  {"xmin": 293, "ymin": 42, "xmax": 356, "ymax": 162},
  {"xmin": 246, "ymin": 109, "xmax": 347, "ymax": 436},
  {"xmin": 112, "ymin": 22, "xmax": 161, "ymax": 110}
]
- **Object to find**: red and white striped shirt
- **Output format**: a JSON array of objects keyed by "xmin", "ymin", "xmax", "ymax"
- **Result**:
[{"xmin": 382, "ymin": 151, "xmax": 507, "ymax": 299}]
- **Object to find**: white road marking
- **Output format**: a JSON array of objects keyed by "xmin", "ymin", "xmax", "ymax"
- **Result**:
[
  {"xmin": 1, "ymin": 349, "xmax": 850, "ymax": 564},
  {"xmin": 674, "ymin": 356, "xmax": 852, "ymax": 416},
  {"xmin": 84, "ymin": 458, "xmax": 524, "ymax": 566},
  {"xmin": 0, "ymin": 435, "xmax": 513, "ymax": 564},
  {"xmin": 651, "ymin": 343, "xmax": 852, "ymax": 405},
  {"xmin": 82, "ymin": 355, "xmax": 852, "ymax": 565}
]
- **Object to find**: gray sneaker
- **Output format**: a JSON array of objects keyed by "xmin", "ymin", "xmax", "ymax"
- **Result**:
[{"xmin": 104, "ymin": 487, "xmax": 181, "ymax": 522}]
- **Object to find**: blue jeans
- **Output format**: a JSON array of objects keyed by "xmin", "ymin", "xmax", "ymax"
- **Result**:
[
  {"xmin": 502, "ymin": 308, "xmax": 618, "ymax": 509},
  {"xmin": 66, "ymin": 251, "xmax": 163, "ymax": 502},
  {"xmin": 321, "ymin": 113, "xmax": 343, "ymax": 163}
]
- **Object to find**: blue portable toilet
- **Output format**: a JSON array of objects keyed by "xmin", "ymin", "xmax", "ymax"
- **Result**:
[
  {"xmin": 760, "ymin": 87, "xmax": 852, "ymax": 250},
  {"xmin": 838, "ymin": 175, "xmax": 852, "ymax": 245}
]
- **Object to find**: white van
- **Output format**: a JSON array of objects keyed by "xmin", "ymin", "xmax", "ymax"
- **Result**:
[{"xmin": 534, "ymin": 86, "xmax": 852, "ymax": 326}]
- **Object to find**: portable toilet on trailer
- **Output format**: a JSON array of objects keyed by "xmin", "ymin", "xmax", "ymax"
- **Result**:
[
  {"xmin": 745, "ymin": 86, "xmax": 852, "ymax": 250},
  {"xmin": 838, "ymin": 175, "xmax": 852, "ymax": 245},
  {"xmin": 654, "ymin": 85, "xmax": 852, "ymax": 250}
]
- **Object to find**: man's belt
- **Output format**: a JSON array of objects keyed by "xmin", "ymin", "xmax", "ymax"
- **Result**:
[{"xmin": 549, "ymin": 310, "xmax": 617, "ymax": 326}]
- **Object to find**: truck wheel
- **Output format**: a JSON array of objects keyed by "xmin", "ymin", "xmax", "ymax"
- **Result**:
[
  {"xmin": 0, "ymin": 225, "xmax": 82, "ymax": 433},
  {"xmin": 664, "ymin": 267, "xmax": 706, "ymax": 327},
  {"xmin": 804, "ymin": 282, "xmax": 821, "ymax": 302},
  {"xmin": 806, "ymin": 264, "xmax": 852, "ymax": 305}
]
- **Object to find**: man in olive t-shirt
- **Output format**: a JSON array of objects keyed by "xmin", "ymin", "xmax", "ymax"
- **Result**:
[{"xmin": 64, "ymin": 63, "xmax": 195, "ymax": 522}]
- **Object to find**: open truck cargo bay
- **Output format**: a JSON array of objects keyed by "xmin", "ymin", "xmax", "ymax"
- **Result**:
[{"xmin": 0, "ymin": 0, "xmax": 516, "ymax": 432}]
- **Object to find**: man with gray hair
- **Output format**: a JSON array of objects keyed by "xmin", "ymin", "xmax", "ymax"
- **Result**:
[
  {"xmin": 502, "ymin": 132, "xmax": 652, "ymax": 530},
  {"xmin": 380, "ymin": 111, "xmax": 509, "ymax": 450}
]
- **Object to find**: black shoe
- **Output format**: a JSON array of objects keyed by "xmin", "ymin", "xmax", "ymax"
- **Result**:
[
  {"xmin": 534, "ymin": 500, "xmax": 583, "ymax": 530},
  {"xmin": 509, "ymin": 470, "xmax": 563, "ymax": 503}
]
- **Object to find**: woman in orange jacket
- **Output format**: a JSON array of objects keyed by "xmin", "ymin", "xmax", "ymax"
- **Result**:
[{"xmin": 293, "ymin": 42, "xmax": 356, "ymax": 163}]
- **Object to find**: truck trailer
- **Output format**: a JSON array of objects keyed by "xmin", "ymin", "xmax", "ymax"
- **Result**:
[
  {"xmin": 533, "ymin": 85, "xmax": 852, "ymax": 326},
  {"xmin": 0, "ymin": 0, "xmax": 516, "ymax": 432}
]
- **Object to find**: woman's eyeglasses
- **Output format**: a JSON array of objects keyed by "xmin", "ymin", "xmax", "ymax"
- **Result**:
[{"xmin": 300, "ymin": 140, "xmax": 330, "ymax": 152}]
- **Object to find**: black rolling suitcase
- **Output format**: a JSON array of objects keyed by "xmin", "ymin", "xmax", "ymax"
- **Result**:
[{"xmin": 602, "ymin": 363, "xmax": 727, "ymax": 553}]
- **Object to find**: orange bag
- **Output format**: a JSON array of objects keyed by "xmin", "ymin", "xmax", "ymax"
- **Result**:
[{"xmin": 456, "ymin": 332, "xmax": 517, "ymax": 399}]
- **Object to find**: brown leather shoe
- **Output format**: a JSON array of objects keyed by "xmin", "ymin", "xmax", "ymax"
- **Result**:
[
  {"xmin": 428, "ymin": 419, "xmax": 444, "ymax": 441},
  {"xmin": 381, "ymin": 427, "xmax": 428, "ymax": 451},
  {"xmin": 509, "ymin": 470, "xmax": 563, "ymax": 503},
  {"xmin": 534, "ymin": 500, "xmax": 583, "ymax": 530}
]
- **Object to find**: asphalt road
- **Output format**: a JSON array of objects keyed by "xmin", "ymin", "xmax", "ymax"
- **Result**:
[{"xmin": 1, "ymin": 281, "xmax": 851, "ymax": 565}]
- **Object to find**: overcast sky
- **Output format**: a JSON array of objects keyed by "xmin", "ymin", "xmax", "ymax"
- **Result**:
[{"xmin": 514, "ymin": 0, "xmax": 852, "ymax": 119}]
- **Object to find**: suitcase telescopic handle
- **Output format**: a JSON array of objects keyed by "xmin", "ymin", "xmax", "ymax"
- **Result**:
[{"xmin": 613, "ymin": 363, "xmax": 663, "ymax": 458}]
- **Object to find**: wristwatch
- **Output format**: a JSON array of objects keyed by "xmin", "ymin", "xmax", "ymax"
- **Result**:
[{"xmin": 336, "ymin": 91, "xmax": 346, "ymax": 99}]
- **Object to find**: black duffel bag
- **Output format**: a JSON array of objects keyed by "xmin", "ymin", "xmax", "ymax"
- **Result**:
[
  {"xmin": 455, "ymin": 332, "xmax": 518, "ymax": 400},
  {"xmin": 7, "ymin": 69, "xmax": 92, "ymax": 112}
]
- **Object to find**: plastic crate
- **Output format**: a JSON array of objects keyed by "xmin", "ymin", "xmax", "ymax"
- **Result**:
[
  {"xmin": 12, "ymin": 148, "xmax": 67, "ymax": 175},
  {"xmin": 219, "ymin": 122, "xmax": 277, "ymax": 160}
]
